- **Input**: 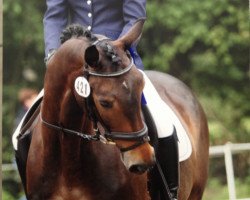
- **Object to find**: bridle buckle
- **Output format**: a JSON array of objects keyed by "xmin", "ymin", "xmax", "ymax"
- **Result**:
[{"xmin": 99, "ymin": 134, "xmax": 116, "ymax": 145}]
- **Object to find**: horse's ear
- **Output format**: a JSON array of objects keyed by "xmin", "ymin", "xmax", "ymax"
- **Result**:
[
  {"xmin": 116, "ymin": 18, "xmax": 146, "ymax": 48},
  {"xmin": 85, "ymin": 45, "xmax": 99, "ymax": 67}
]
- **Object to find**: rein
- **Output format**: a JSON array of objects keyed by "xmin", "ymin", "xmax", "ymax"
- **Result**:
[
  {"xmin": 41, "ymin": 43, "xmax": 150, "ymax": 152},
  {"xmin": 41, "ymin": 114, "xmax": 149, "ymax": 152},
  {"xmin": 40, "ymin": 115, "xmax": 101, "ymax": 142}
]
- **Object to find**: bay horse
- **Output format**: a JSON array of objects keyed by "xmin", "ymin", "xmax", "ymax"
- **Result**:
[{"xmin": 21, "ymin": 19, "xmax": 209, "ymax": 200}]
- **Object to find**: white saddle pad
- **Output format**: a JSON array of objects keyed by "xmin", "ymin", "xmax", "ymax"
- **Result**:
[
  {"xmin": 141, "ymin": 70, "xmax": 192, "ymax": 162},
  {"xmin": 145, "ymin": 98, "xmax": 192, "ymax": 162}
]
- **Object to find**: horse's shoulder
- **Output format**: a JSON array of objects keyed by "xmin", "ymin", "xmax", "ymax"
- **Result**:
[
  {"xmin": 145, "ymin": 70, "xmax": 203, "ymax": 124},
  {"xmin": 145, "ymin": 70, "xmax": 189, "ymax": 90}
]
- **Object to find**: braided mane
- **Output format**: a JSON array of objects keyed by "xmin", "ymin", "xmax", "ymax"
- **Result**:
[
  {"xmin": 60, "ymin": 24, "xmax": 121, "ymax": 66},
  {"xmin": 60, "ymin": 24, "xmax": 97, "ymax": 44}
]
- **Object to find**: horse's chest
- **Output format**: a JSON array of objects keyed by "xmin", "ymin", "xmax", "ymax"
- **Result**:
[
  {"xmin": 51, "ymin": 184, "xmax": 92, "ymax": 200},
  {"xmin": 50, "ymin": 173, "xmax": 123, "ymax": 200}
]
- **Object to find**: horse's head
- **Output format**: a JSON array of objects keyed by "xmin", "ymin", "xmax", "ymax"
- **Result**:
[
  {"xmin": 43, "ymin": 20, "xmax": 155, "ymax": 173},
  {"xmin": 82, "ymin": 19, "xmax": 155, "ymax": 174}
]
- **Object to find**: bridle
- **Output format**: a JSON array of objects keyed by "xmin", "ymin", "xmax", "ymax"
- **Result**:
[{"xmin": 41, "ymin": 41, "xmax": 150, "ymax": 152}]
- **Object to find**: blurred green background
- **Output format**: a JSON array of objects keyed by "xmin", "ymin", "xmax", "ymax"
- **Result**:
[{"xmin": 2, "ymin": 0, "xmax": 249, "ymax": 199}]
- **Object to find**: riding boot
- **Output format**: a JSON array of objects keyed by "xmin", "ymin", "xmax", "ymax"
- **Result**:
[{"xmin": 157, "ymin": 128, "xmax": 179, "ymax": 199}]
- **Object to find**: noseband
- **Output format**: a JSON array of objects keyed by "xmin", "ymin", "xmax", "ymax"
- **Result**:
[
  {"xmin": 41, "ymin": 44, "xmax": 150, "ymax": 152},
  {"xmin": 104, "ymin": 122, "xmax": 149, "ymax": 152}
]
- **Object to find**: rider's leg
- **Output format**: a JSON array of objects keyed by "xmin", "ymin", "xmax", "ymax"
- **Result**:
[
  {"xmin": 158, "ymin": 129, "xmax": 179, "ymax": 199},
  {"xmin": 140, "ymin": 70, "xmax": 179, "ymax": 199}
]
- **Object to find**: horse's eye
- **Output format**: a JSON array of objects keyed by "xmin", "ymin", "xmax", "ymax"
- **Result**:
[{"xmin": 99, "ymin": 100, "xmax": 113, "ymax": 109}]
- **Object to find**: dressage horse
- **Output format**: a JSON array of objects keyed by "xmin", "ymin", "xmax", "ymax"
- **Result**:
[{"xmin": 21, "ymin": 19, "xmax": 209, "ymax": 200}]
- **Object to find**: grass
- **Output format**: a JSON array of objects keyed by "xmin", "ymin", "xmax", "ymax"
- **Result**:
[{"xmin": 203, "ymin": 177, "xmax": 250, "ymax": 200}]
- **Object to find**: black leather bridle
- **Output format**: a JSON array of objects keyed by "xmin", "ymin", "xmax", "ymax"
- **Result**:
[{"xmin": 41, "ymin": 46, "xmax": 150, "ymax": 152}]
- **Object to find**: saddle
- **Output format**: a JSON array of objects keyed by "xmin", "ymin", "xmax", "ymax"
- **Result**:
[{"xmin": 14, "ymin": 97, "xmax": 42, "ymax": 195}]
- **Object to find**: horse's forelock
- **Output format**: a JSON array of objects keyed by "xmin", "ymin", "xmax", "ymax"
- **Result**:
[{"xmin": 60, "ymin": 24, "xmax": 97, "ymax": 44}]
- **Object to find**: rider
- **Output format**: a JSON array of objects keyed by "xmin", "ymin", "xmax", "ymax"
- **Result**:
[{"xmin": 43, "ymin": 0, "xmax": 179, "ymax": 199}]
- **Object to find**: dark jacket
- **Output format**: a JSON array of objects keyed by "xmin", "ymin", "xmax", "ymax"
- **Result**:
[{"xmin": 43, "ymin": 0, "xmax": 146, "ymax": 69}]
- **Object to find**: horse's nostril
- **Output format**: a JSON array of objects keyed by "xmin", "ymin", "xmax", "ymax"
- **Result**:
[{"xmin": 129, "ymin": 164, "xmax": 150, "ymax": 174}]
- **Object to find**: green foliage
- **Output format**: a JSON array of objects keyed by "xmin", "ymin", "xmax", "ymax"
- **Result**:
[
  {"xmin": 2, "ymin": 190, "xmax": 16, "ymax": 200},
  {"xmin": 3, "ymin": 0, "xmax": 45, "ymax": 160},
  {"xmin": 2, "ymin": 85, "xmax": 19, "ymax": 162},
  {"xmin": 203, "ymin": 178, "xmax": 229, "ymax": 200},
  {"xmin": 203, "ymin": 177, "xmax": 250, "ymax": 200},
  {"xmin": 140, "ymin": 0, "xmax": 249, "ymax": 145},
  {"xmin": 3, "ymin": 0, "xmax": 46, "ymax": 198},
  {"xmin": 204, "ymin": 152, "xmax": 250, "ymax": 199},
  {"xmin": 3, "ymin": 0, "xmax": 46, "ymax": 86},
  {"xmin": 2, "ymin": 170, "xmax": 23, "ymax": 200}
]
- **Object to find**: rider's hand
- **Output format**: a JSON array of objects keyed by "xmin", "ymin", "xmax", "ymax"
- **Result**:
[{"xmin": 44, "ymin": 49, "xmax": 57, "ymax": 65}]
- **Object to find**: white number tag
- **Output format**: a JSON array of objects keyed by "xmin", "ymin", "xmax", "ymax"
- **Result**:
[{"xmin": 74, "ymin": 77, "xmax": 91, "ymax": 98}]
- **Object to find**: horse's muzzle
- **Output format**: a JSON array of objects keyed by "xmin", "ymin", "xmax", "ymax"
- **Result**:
[
  {"xmin": 122, "ymin": 144, "xmax": 155, "ymax": 174},
  {"xmin": 129, "ymin": 162, "xmax": 155, "ymax": 174}
]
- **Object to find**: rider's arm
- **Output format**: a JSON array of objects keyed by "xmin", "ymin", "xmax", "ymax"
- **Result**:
[
  {"xmin": 43, "ymin": 0, "xmax": 68, "ymax": 57},
  {"xmin": 119, "ymin": 0, "xmax": 146, "ymax": 38}
]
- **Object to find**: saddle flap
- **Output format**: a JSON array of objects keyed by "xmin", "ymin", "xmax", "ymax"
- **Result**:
[
  {"xmin": 14, "ymin": 97, "xmax": 42, "ymax": 195},
  {"xmin": 18, "ymin": 97, "xmax": 42, "ymax": 138}
]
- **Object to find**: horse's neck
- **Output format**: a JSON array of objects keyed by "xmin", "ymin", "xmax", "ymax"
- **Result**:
[{"xmin": 41, "ymin": 83, "xmax": 94, "ymax": 161}]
